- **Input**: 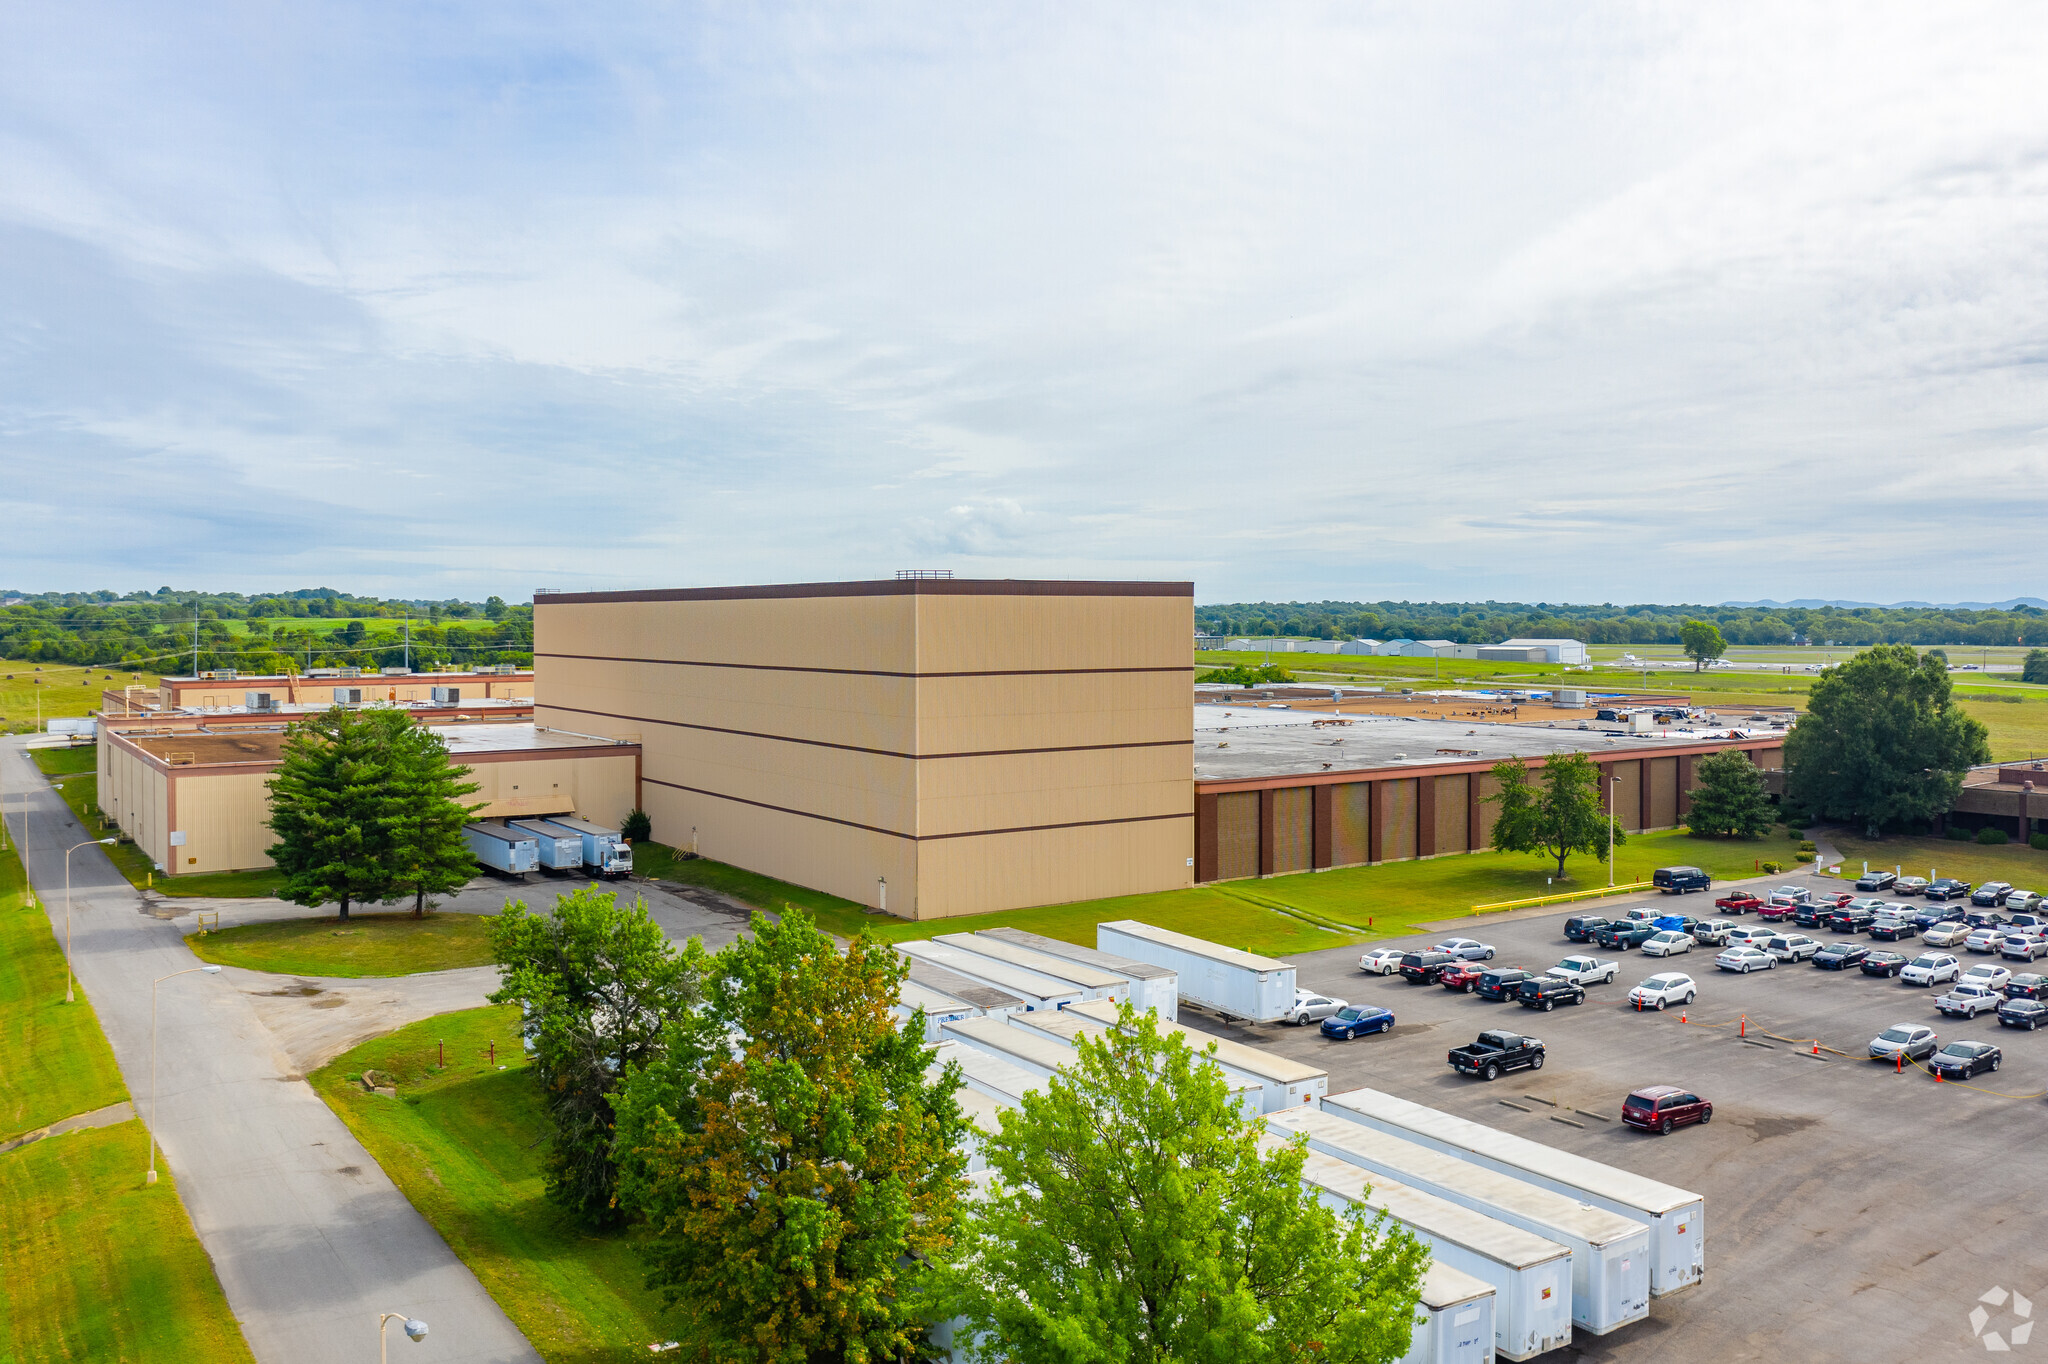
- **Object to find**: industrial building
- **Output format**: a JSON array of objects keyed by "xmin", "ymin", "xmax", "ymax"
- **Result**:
[
  {"xmin": 149, "ymin": 666, "xmax": 532, "ymax": 712},
  {"xmin": 530, "ymin": 576, "xmax": 1195, "ymax": 919}
]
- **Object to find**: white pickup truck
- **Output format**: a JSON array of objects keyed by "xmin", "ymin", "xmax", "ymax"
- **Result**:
[
  {"xmin": 1935, "ymin": 983, "xmax": 2005, "ymax": 1019},
  {"xmin": 1546, "ymin": 955, "xmax": 1620, "ymax": 986}
]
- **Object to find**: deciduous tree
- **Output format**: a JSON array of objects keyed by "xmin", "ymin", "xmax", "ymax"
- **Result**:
[
  {"xmin": 2024, "ymin": 649, "xmax": 2048, "ymax": 685},
  {"xmin": 1486, "ymin": 751, "xmax": 1624, "ymax": 877},
  {"xmin": 1679, "ymin": 619, "xmax": 1727, "ymax": 671},
  {"xmin": 936, "ymin": 1005, "xmax": 1428, "ymax": 1364},
  {"xmin": 1684, "ymin": 748, "xmax": 1773, "ymax": 839},
  {"xmin": 613, "ymin": 910, "xmax": 965, "ymax": 1362}
]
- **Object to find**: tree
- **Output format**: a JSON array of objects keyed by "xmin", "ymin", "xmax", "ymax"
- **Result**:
[
  {"xmin": 1684, "ymin": 748, "xmax": 1773, "ymax": 839},
  {"xmin": 620, "ymin": 808, "xmax": 651, "ymax": 844},
  {"xmin": 1197, "ymin": 663, "xmax": 1296, "ymax": 686},
  {"xmin": 1679, "ymin": 619, "xmax": 1726, "ymax": 671},
  {"xmin": 1486, "ymin": 751, "xmax": 1624, "ymax": 877},
  {"xmin": 2025, "ymin": 649, "xmax": 2048, "ymax": 685},
  {"xmin": 383, "ymin": 722, "xmax": 484, "ymax": 916},
  {"xmin": 613, "ymin": 910, "xmax": 965, "ymax": 1362},
  {"xmin": 489, "ymin": 888, "xmax": 705, "ymax": 1226},
  {"xmin": 936, "ymin": 1005, "xmax": 1428, "ymax": 1364},
  {"xmin": 1784, "ymin": 643, "xmax": 1991, "ymax": 838},
  {"xmin": 265, "ymin": 705, "xmax": 402, "ymax": 921}
]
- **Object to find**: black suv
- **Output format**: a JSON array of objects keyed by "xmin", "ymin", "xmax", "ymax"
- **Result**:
[
  {"xmin": 1823, "ymin": 907, "xmax": 1877, "ymax": 934},
  {"xmin": 1474, "ymin": 968, "xmax": 1534, "ymax": 1001},
  {"xmin": 1563, "ymin": 915, "xmax": 1611, "ymax": 944},
  {"xmin": 1654, "ymin": 866, "xmax": 1712, "ymax": 894},
  {"xmin": 1517, "ymin": 976, "xmax": 1586, "ymax": 1011},
  {"xmin": 1791, "ymin": 904, "xmax": 1833, "ymax": 929},
  {"xmin": 1399, "ymin": 951, "xmax": 1459, "ymax": 984}
]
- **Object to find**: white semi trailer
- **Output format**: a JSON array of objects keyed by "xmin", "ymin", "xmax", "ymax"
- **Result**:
[
  {"xmin": 508, "ymin": 820, "xmax": 585, "ymax": 872},
  {"xmin": 973, "ymin": 927, "xmax": 1180, "ymax": 1019},
  {"xmin": 1401, "ymin": 1263, "xmax": 1497, "ymax": 1364},
  {"xmin": 1095, "ymin": 919, "xmax": 1295, "ymax": 1022},
  {"xmin": 463, "ymin": 823, "xmax": 538, "ymax": 875},
  {"xmin": 1068, "ymin": 997, "xmax": 1326, "ymax": 1112}
]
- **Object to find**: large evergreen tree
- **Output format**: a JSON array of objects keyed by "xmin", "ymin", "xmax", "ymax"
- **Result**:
[
  {"xmin": 1784, "ymin": 644, "xmax": 1991, "ymax": 837},
  {"xmin": 613, "ymin": 909, "xmax": 967, "ymax": 1362},
  {"xmin": 1486, "ymin": 751, "xmax": 1624, "ymax": 877},
  {"xmin": 1684, "ymin": 748, "xmax": 1774, "ymax": 839},
  {"xmin": 383, "ymin": 722, "xmax": 483, "ymax": 917},
  {"xmin": 265, "ymin": 706, "xmax": 403, "ymax": 921}
]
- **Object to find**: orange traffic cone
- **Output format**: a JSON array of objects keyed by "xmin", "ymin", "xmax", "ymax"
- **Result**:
[
  {"xmin": 1935, "ymin": 1069, "xmax": 1944, "ymax": 1082},
  {"xmin": 1812, "ymin": 1040, "xmax": 1820, "ymax": 1055}
]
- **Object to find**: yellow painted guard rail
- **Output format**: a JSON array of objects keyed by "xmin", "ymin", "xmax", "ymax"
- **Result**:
[{"xmin": 1471, "ymin": 881, "xmax": 1654, "ymax": 915}]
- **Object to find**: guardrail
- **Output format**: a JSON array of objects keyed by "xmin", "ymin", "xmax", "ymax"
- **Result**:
[{"xmin": 1470, "ymin": 881, "xmax": 1655, "ymax": 915}]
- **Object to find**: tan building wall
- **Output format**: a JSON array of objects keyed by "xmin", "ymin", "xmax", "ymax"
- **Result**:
[
  {"xmin": 532, "ymin": 579, "xmax": 1195, "ymax": 918},
  {"xmin": 160, "ymin": 671, "xmax": 533, "ymax": 710}
]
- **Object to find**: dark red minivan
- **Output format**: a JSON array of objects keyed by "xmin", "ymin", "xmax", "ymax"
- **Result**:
[{"xmin": 1622, "ymin": 1086, "xmax": 1712, "ymax": 1134}]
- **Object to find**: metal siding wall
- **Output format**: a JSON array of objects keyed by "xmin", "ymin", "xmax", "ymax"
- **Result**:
[
  {"xmin": 1434, "ymin": 775, "xmax": 1468, "ymax": 855},
  {"xmin": 1378, "ymin": 779, "xmax": 1418, "ymax": 861},
  {"xmin": 1615, "ymin": 761, "xmax": 1644, "ymax": 833},
  {"xmin": 1470, "ymin": 770, "xmax": 1502, "ymax": 850},
  {"xmin": 1648, "ymin": 757, "xmax": 1679, "ymax": 828},
  {"xmin": 1215, "ymin": 791, "xmax": 1260, "ymax": 881},
  {"xmin": 1269, "ymin": 786, "xmax": 1312, "ymax": 874},
  {"xmin": 1329, "ymin": 783, "xmax": 1371, "ymax": 867}
]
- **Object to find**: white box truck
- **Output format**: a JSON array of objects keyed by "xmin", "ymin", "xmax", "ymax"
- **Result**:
[
  {"xmin": 1288, "ymin": 1143, "xmax": 1574, "ymax": 1361},
  {"xmin": 1069, "ymin": 998, "xmax": 1326, "ymax": 1112},
  {"xmin": 1272, "ymin": 1107, "xmax": 1650, "ymax": 1335},
  {"xmin": 535, "ymin": 815, "xmax": 633, "ymax": 878},
  {"xmin": 974, "ymin": 927, "xmax": 1180, "ymax": 1019},
  {"xmin": 895, "ymin": 941, "xmax": 1084, "ymax": 1012},
  {"xmin": 932, "ymin": 933, "xmax": 1130, "ymax": 1005},
  {"xmin": 1401, "ymin": 1263, "xmax": 1497, "ymax": 1364},
  {"xmin": 1323, "ymin": 1087, "xmax": 1704, "ymax": 1298},
  {"xmin": 508, "ymin": 820, "xmax": 585, "ymax": 872},
  {"xmin": 463, "ymin": 823, "xmax": 538, "ymax": 875},
  {"xmin": 1095, "ymin": 920, "xmax": 1295, "ymax": 1023}
]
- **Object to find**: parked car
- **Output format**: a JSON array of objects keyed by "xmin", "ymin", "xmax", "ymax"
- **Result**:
[
  {"xmin": 1517, "ymin": 976, "xmax": 1587, "ymax": 1012},
  {"xmin": 1861, "ymin": 950, "xmax": 1911, "ymax": 978},
  {"xmin": 1930, "ymin": 1040, "xmax": 2002, "ymax": 1079},
  {"xmin": 1434, "ymin": 938, "xmax": 1497, "ymax": 962},
  {"xmin": 1358, "ymin": 948, "xmax": 1407, "ymax": 975},
  {"xmin": 1869, "ymin": 1023, "xmax": 1940, "ymax": 1061},
  {"xmin": 1653, "ymin": 866, "xmax": 1712, "ymax": 894},
  {"xmin": 1473, "ymin": 967, "xmax": 1536, "ymax": 1001},
  {"xmin": 1716, "ymin": 946, "xmax": 1777, "ymax": 974},
  {"xmin": 2004, "ymin": 974, "xmax": 2048, "ymax": 1000},
  {"xmin": 1399, "ymin": 951, "xmax": 1460, "ymax": 984},
  {"xmin": 1321, "ymin": 1004, "xmax": 1396, "ymax": 1040},
  {"xmin": 1691, "ymin": 918, "xmax": 1737, "ymax": 946},
  {"xmin": 2006, "ymin": 910, "xmax": 2048, "ymax": 930},
  {"xmin": 1290, "ymin": 990, "xmax": 1350, "ymax": 1024},
  {"xmin": 1894, "ymin": 876, "xmax": 1932, "ymax": 896},
  {"xmin": 1630, "ymin": 973, "xmax": 1698, "ymax": 1009},
  {"xmin": 1963, "ymin": 910, "xmax": 2011, "ymax": 931},
  {"xmin": 1911, "ymin": 906, "xmax": 1962, "ymax": 932},
  {"xmin": 1922, "ymin": 923, "xmax": 1974, "ymax": 949},
  {"xmin": 1622, "ymin": 1085, "xmax": 1712, "ymax": 1134},
  {"xmin": 1643, "ymin": 930, "xmax": 1695, "ymax": 958},
  {"xmin": 1845, "ymin": 896, "xmax": 1892, "ymax": 915},
  {"xmin": 1766, "ymin": 934, "xmax": 1822, "ymax": 963},
  {"xmin": 1973, "ymin": 882, "xmax": 2015, "ymax": 907},
  {"xmin": 1595, "ymin": 921, "xmax": 1660, "ymax": 951},
  {"xmin": 2005, "ymin": 891, "xmax": 2043, "ymax": 915},
  {"xmin": 1823, "ymin": 907, "xmax": 1878, "ymax": 935},
  {"xmin": 1791, "ymin": 904, "xmax": 1837, "ymax": 930},
  {"xmin": 1448, "ymin": 1029, "xmax": 1546, "ymax": 1080},
  {"xmin": 1855, "ymin": 870, "xmax": 1899, "ymax": 891},
  {"xmin": 1546, "ymin": 955, "xmax": 1619, "ymax": 986},
  {"xmin": 1869, "ymin": 915, "xmax": 1919, "ymax": 942},
  {"xmin": 1768, "ymin": 885, "xmax": 1813, "ymax": 906},
  {"xmin": 1439, "ymin": 964, "xmax": 1487, "ymax": 993},
  {"xmin": 1757, "ymin": 900, "xmax": 1800, "ymax": 922},
  {"xmin": 1997, "ymin": 997, "xmax": 2048, "ymax": 1030},
  {"xmin": 1562, "ymin": 915, "xmax": 1611, "ymax": 944},
  {"xmin": 1651, "ymin": 915, "xmax": 1701, "ymax": 936},
  {"xmin": 1964, "ymin": 927, "xmax": 2010, "ymax": 955},
  {"xmin": 1620, "ymin": 908, "xmax": 1662, "ymax": 924},
  {"xmin": 1725, "ymin": 924, "xmax": 1776, "ymax": 950},
  {"xmin": 1926, "ymin": 878, "xmax": 1974, "ymax": 902},
  {"xmin": 1903, "ymin": 953, "xmax": 1964, "ymax": 987},
  {"xmin": 1961, "ymin": 963, "xmax": 2014, "ymax": 993},
  {"xmin": 1937, "ymin": 983, "xmax": 2006, "ymax": 1019},
  {"xmin": 2000, "ymin": 934, "xmax": 2048, "ymax": 962},
  {"xmin": 1812, "ymin": 941, "xmax": 1870, "ymax": 970},
  {"xmin": 1715, "ymin": 891, "xmax": 1764, "ymax": 915}
]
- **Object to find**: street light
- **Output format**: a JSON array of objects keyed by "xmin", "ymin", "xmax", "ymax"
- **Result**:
[
  {"xmin": 379, "ymin": 1312, "xmax": 429, "ymax": 1361},
  {"xmin": 63, "ymin": 837, "xmax": 118, "ymax": 1003},
  {"xmin": 1609, "ymin": 776, "xmax": 1621, "ymax": 887},
  {"xmin": 147, "ymin": 964, "xmax": 223, "ymax": 1186}
]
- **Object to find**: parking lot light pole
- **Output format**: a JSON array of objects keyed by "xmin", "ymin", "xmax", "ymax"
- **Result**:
[
  {"xmin": 380, "ymin": 1312, "xmax": 429, "ymax": 1361},
  {"xmin": 147, "ymin": 965, "xmax": 223, "ymax": 1185},
  {"xmin": 1609, "ymin": 776, "xmax": 1620, "ymax": 887},
  {"xmin": 62, "ymin": 837, "xmax": 118, "ymax": 1002}
]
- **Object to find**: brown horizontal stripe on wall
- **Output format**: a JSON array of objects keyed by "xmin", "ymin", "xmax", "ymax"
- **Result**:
[
  {"xmin": 541, "ymin": 703, "xmax": 1193, "ymax": 761},
  {"xmin": 533, "ymin": 652, "xmax": 1192, "ymax": 680},
  {"xmin": 533, "ymin": 578, "xmax": 1193, "ymax": 605},
  {"xmin": 642, "ymin": 775, "xmax": 1190, "ymax": 843},
  {"xmin": 1193, "ymin": 735, "xmax": 1787, "ymax": 793}
]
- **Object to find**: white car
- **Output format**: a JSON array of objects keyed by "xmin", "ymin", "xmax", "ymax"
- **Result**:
[
  {"xmin": 1716, "ymin": 946, "xmax": 1776, "ymax": 973},
  {"xmin": 1434, "ymin": 938, "xmax": 1496, "ymax": 962},
  {"xmin": 1869, "ymin": 1023, "xmax": 1939, "ymax": 1062},
  {"xmin": 2002, "ymin": 936, "xmax": 2048, "ymax": 963},
  {"xmin": 1765, "ymin": 934, "xmax": 1821, "ymax": 963},
  {"xmin": 1358, "ymin": 949, "xmax": 1406, "ymax": 975},
  {"xmin": 1725, "ymin": 925, "xmax": 1777, "ymax": 951},
  {"xmin": 1290, "ymin": 990, "xmax": 1349, "ymax": 1025},
  {"xmin": 1964, "ymin": 927, "xmax": 2009, "ymax": 954},
  {"xmin": 1936, "ymin": 983, "xmax": 2005, "ymax": 1019},
  {"xmin": 1548, "ymin": 955, "xmax": 1620, "ymax": 985},
  {"xmin": 1960, "ymin": 963, "xmax": 2013, "ymax": 993},
  {"xmin": 1642, "ymin": 931, "xmax": 1694, "ymax": 957},
  {"xmin": 2007, "ymin": 891, "xmax": 2042, "ymax": 914},
  {"xmin": 1901, "ymin": 953, "xmax": 1963, "ymax": 987},
  {"xmin": 1630, "ymin": 973, "xmax": 1698, "ymax": 1009}
]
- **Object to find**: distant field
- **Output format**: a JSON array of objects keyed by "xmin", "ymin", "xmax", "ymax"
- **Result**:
[{"xmin": 0, "ymin": 659, "xmax": 159, "ymax": 729}]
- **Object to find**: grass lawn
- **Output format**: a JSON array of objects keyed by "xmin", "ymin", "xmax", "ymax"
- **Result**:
[
  {"xmin": 188, "ymin": 910, "xmax": 500, "ymax": 977},
  {"xmin": 30, "ymin": 744, "xmax": 98, "ymax": 776},
  {"xmin": 311, "ymin": 1006, "xmax": 673, "ymax": 1362},
  {"xmin": 0, "ymin": 846, "xmax": 128, "ymax": 1140},
  {"xmin": 1830, "ymin": 832, "xmax": 2048, "ymax": 892},
  {"xmin": 0, "ymin": 659, "xmax": 159, "ymax": 732},
  {"xmin": 1957, "ymin": 696, "xmax": 2048, "ymax": 763},
  {"xmin": 0, "ymin": 1120, "xmax": 257, "ymax": 1364}
]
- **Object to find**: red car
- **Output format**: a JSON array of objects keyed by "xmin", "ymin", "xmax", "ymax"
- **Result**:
[
  {"xmin": 1439, "ymin": 963, "xmax": 1487, "ymax": 992},
  {"xmin": 1715, "ymin": 892, "xmax": 1763, "ymax": 915},
  {"xmin": 1813, "ymin": 891, "xmax": 1855, "ymax": 909},
  {"xmin": 1622, "ymin": 1085, "xmax": 1713, "ymax": 1134},
  {"xmin": 1757, "ymin": 901, "xmax": 1799, "ymax": 921}
]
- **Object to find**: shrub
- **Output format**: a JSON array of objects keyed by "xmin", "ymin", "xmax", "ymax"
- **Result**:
[
  {"xmin": 1794, "ymin": 851, "xmax": 1815, "ymax": 863},
  {"xmin": 1978, "ymin": 828, "xmax": 2011, "ymax": 845},
  {"xmin": 1798, "ymin": 840, "xmax": 1817, "ymax": 852},
  {"xmin": 621, "ymin": 808, "xmax": 652, "ymax": 844},
  {"xmin": 2033, "ymin": 833, "xmax": 2048, "ymax": 852},
  {"xmin": 1945, "ymin": 826, "xmax": 1973, "ymax": 841},
  {"xmin": 1760, "ymin": 860, "xmax": 1784, "ymax": 874}
]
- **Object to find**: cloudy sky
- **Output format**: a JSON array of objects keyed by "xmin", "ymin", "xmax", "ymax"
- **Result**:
[{"xmin": 4, "ymin": 3, "xmax": 2045, "ymax": 604}]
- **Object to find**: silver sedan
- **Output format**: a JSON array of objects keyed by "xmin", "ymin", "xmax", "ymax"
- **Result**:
[
  {"xmin": 1290, "ymin": 990, "xmax": 1350, "ymax": 1025},
  {"xmin": 1434, "ymin": 938, "xmax": 1497, "ymax": 961}
]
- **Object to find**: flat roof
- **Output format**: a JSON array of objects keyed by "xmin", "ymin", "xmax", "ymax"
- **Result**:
[
  {"xmin": 1287, "ymin": 1143, "xmax": 1572, "ymax": 1270},
  {"xmin": 1194, "ymin": 709, "xmax": 1779, "ymax": 783},
  {"xmin": 894, "ymin": 941, "xmax": 1085, "ymax": 1004},
  {"xmin": 902, "ymin": 960, "xmax": 1027, "ymax": 1013},
  {"xmin": 1069, "ymin": 998, "xmax": 1325, "ymax": 1086},
  {"xmin": 931, "ymin": 933, "xmax": 1129, "ymax": 991},
  {"xmin": 161, "ymin": 669, "xmax": 530, "ymax": 684},
  {"xmin": 535, "ymin": 577, "xmax": 1192, "ymax": 605},
  {"xmin": 122, "ymin": 721, "xmax": 632, "ymax": 768},
  {"xmin": 974, "ymin": 927, "xmax": 1177, "ymax": 981},
  {"xmin": 1095, "ymin": 921, "xmax": 1294, "ymax": 974}
]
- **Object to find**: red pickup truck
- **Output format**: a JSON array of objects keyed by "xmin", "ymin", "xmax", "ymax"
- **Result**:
[{"xmin": 1715, "ymin": 892, "xmax": 1763, "ymax": 915}]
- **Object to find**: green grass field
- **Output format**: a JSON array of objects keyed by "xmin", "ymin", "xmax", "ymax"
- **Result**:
[
  {"xmin": 311, "ymin": 1006, "xmax": 673, "ymax": 1362},
  {"xmin": 1, "ymin": 659, "xmax": 158, "ymax": 731},
  {"xmin": 188, "ymin": 910, "xmax": 499, "ymax": 977},
  {"xmin": 0, "ymin": 846, "xmax": 128, "ymax": 1140},
  {"xmin": 1830, "ymin": 832, "xmax": 2048, "ymax": 892}
]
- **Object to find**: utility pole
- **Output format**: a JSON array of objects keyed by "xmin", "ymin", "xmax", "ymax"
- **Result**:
[
  {"xmin": 192, "ymin": 604, "xmax": 200, "ymax": 676},
  {"xmin": 404, "ymin": 611, "xmax": 411, "ymax": 672}
]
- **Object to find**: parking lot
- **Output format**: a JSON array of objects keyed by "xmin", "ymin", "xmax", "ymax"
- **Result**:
[{"xmin": 1180, "ymin": 894, "xmax": 2048, "ymax": 1362}]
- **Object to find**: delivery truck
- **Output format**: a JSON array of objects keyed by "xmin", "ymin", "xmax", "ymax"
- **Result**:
[{"xmin": 533, "ymin": 815, "xmax": 633, "ymax": 878}]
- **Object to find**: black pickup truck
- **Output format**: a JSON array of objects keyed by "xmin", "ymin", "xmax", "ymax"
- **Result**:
[
  {"xmin": 1447, "ymin": 1029, "xmax": 1547, "ymax": 1081},
  {"xmin": 1593, "ymin": 921, "xmax": 1658, "ymax": 951}
]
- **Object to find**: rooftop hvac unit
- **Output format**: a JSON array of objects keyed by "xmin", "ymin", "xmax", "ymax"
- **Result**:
[
  {"xmin": 473, "ymin": 663, "xmax": 516, "ymax": 675},
  {"xmin": 309, "ymin": 668, "xmax": 340, "ymax": 678},
  {"xmin": 430, "ymin": 687, "xmax": 461, "ymax": 704},
  {"xmin": 338, "ymin": 667, "xmax": 362, "ymax": 679},
  {"xmin": 333, "ymin": 687, "xmax": 364, "ymax": 705},
  {"xmin": 199, "ymin": 670, "xmax": 239, "ymax": 681},
  {"xmin": 244, "ymin": 692, "xmax": 277, "ymax": 711},
  {"xmin": 381, "ymin": 667, "xmax": 409, "ymax": 676}
]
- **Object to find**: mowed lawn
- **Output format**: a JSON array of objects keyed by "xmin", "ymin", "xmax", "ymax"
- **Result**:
[
  {"xmin": 188, "ymin": 910, "xmax": 500, "ymax": 977},
  {"xmin": 1, "ymin": 660, "xmax": 157, "ymax": 730},
  {"xmin": 0, "ymin": 846, "xmax": 127, "ymax": 1139},
  {"xmin": 1830, "ymin": 832, "xmax": 2048, "ymax": 893},
  {"xmin": 311, "ymin": 1006, "xmax": 673, "ymax": 1362}
]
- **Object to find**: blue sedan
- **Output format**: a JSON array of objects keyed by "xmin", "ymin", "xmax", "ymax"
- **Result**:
[{"xmin": 1321, "ymin": 1005, "xmax": 1395, "ymax": 1040}]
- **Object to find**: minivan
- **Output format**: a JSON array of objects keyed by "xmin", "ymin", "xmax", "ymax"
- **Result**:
[
  {"xmin": 1622, "ymin": 1086, "xmax": 1712, "ymax": 1134},
  {"xmin": 1654, "ymin": 866, "xmax": 1712, "ymax": 894}
]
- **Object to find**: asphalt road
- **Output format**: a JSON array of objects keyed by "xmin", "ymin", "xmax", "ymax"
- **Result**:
[
  {"xmin": 1182, "ymin": 892, "xmax": 2048, "ymax": 1362},
  {"xmin": 1, "ymin": 738, "xmax": 542, "ymax": 1364}
]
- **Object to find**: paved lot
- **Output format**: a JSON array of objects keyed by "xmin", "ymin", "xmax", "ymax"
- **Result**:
[{"xmin": 1183, "ymin": 896, "xmax": 2048, "ymax": 1362}]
